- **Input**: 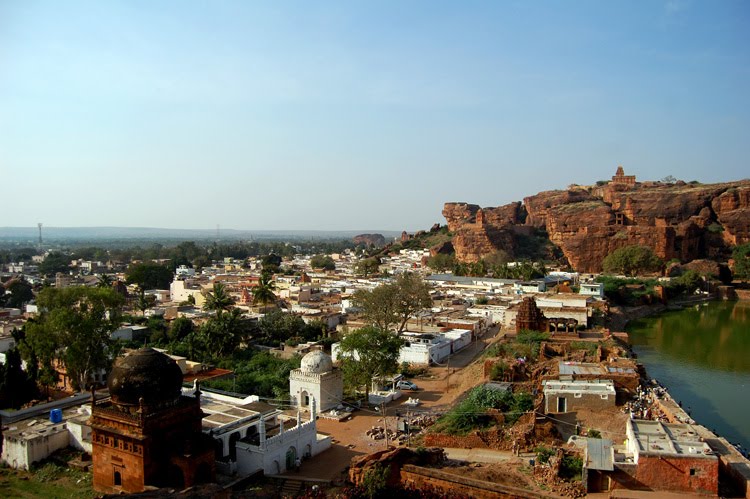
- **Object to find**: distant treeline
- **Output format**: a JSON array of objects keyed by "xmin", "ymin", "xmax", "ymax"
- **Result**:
[{"xmin": 0, "ymin": 239, "xmax": 360, "ymax": 267}]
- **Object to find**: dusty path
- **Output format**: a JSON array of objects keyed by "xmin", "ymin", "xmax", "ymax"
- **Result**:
[{"xmin": 284, "ymin": 326, "xmax": 504, "ymax": 481}]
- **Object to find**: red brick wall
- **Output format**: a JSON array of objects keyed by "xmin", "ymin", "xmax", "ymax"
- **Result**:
[{"xmin": 610, "ymin": 455, "xmax": 718, "ymax": 496}]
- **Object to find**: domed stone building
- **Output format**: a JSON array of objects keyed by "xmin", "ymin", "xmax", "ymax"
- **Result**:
[
  {"xmin": 289, "ymin": 349, "xmax": 343, "ymax": 412},
  {"xmin": 89, "ymin": 348, "xmax": 215, "ymax": 494}
]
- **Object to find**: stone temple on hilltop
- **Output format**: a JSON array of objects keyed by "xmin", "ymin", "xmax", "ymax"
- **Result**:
[
  {"xmin": 289, "ymin": 350, "xmax": 343, "ymax": 413},
  {"xmin": 89, "ymin": 348, "xmax": 215, "ymax": 494}
]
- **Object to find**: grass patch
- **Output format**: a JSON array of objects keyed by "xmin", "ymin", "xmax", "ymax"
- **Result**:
[
  {"xmin": 0, "ymin": 460, "xmax": 95, "ymax": 499},
  {"xmin": 430, "ymin": 386, "xmax": 533, "ymax": 435}
]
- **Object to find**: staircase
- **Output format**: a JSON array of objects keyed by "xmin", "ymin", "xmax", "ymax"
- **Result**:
[{"xmin": 280, "ymin": 478, "xmax": 303, "ymax": 498}]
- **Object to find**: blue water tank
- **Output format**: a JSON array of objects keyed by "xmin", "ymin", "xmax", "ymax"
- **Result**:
[{"xmin": 49, "ymin": 408, "xmax": 63, "ymax": 423}]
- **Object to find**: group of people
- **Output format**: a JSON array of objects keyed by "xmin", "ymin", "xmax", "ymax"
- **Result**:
[{"xmin": 625, "ymin": 383, "xmax": 671, "ymax": 422}]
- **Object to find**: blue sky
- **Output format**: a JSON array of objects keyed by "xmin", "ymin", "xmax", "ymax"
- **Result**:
[{"xmin": 1, "ymin": 1, "xmax": 748, "ymax": 231}]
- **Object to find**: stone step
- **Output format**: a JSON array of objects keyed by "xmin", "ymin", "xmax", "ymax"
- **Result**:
[{"xmin": 280, "ymin": 479, "xmax": 303, "ymax": 497}]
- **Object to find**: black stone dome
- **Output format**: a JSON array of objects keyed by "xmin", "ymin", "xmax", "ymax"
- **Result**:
[{"xmin": 107, "ymin": 348, "xmax": 184, "ymax": 409}]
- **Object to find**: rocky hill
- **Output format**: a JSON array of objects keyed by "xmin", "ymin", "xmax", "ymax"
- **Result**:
[{"xmin": 442, "ymin": 168, "xmax": 750, "ymax": 273}]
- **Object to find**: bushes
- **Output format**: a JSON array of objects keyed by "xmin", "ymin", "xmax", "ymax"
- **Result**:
[
  {"xmin": 431, "ymin": 386, "xmax": 533, "ymax": 435},
  {"xmin": 559, "ymin": 454, "xmax": 583, "ymax": 480}
]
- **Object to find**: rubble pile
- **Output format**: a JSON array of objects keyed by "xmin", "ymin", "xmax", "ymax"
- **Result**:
[
  {"xmin": 365, "ymin": 426, "xmax": 396, "ymax": 441},
  {"xmin": 532, "ymin": 465, "xmax": 586, "ymax": 498}
]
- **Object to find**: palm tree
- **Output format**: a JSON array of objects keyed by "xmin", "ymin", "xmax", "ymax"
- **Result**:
[
  {"xmin": 96, "ymin": 274, "xmax": 113, "ymax": 288},
  {"xmin": 203, "ymin": 282, "xmax": 235, "ymax": 315},
  {"xmin": 252, "ymin": 273, "xmax": 277, "ymax": 310}
]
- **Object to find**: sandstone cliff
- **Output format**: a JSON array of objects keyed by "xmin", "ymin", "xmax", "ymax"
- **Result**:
[
  {"xmin": 353, "ymin": 233, "xmax": 386, "ymax": 247},
  {"xmin": 443, "ymin": 175, "xmax": 750, "ymax": 273}
]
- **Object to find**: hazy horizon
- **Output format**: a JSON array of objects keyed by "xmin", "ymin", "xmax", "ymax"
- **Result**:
[{"xmin": 2, "ymin": 1, "xmax": 748, "ymax": 230}]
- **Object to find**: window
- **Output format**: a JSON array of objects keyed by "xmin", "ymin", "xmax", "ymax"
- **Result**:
[{"xmin": 690, "ymin": 468, "xmax": 696, "ymax": 476}]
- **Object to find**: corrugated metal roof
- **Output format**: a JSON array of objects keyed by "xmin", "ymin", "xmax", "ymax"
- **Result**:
[
  {"xmin": 586, "ymin": 438, "xmax": 614, "ymax": 471},
  {"xmin": 559, "ymin": 361, "xmax": 606, "ymax": 376}
]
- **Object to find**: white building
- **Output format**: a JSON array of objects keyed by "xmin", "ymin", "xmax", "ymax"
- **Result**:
[
  {"xmin": 1, "ymin": 402, "xmax": 93, "ymax": 470},
  {"xmin": 289, "ymin": 350, "xmax": 343, "ymax": 413},
  {"xmin": 196, "ymin": 389, "xmax": 331, "ymax": 477},
  {"xmin": 580, "ymin": 282, "xmax": 605, "ymax": 298}
]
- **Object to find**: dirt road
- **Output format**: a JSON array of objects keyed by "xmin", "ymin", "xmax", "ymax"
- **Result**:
[{"xmin": 285, "ymin": 327, "xmax": 503, "ymax": 482}]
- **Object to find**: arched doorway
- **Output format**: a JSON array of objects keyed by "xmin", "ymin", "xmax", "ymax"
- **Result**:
[
  {"xmin": 285, "ymin": 446, "xmax": 297, "ymax": 471},
  {"xmin": 300, "ymin": 390, "xmax": 310, "ymax": 407},
  {"xmin": 246, "ymin": 425, "xmax": 259, "ymax": 445}
]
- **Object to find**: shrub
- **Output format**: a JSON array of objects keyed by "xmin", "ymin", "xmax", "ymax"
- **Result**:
[
  {"xmin": 490, "ymin": 360, "xmax": 508, "ymax": 380},
  {"xmin": 559, "ymin": 454, "xmax": 583, "ymax": 480},
  {"xmin": 570, "ymin": 341, "xmax": 598, "ymax": 356},
  {"xmin": 535, "ymin": 446, "xmax": 554, "ymax": 464},
  {"xmin": 587, "ymin": 429, "xmax": 601, "ymax": 439}
]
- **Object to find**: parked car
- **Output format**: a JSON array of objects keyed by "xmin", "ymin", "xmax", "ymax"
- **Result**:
[{"xmin": 397, "ymin": 380, "xmax": 418, "ymax": 391}]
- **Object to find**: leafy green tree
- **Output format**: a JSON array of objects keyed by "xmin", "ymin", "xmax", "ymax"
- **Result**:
[
  {"xmin": 261, "ymin": 253, "xmax": 282, "ymax": 274},
  {"xmin": 337, "ymin": 326, "xmax": 405, "ymax": 402},
  {"xmin": 354, "ymin": 257, "xmax": 380, "ymax": 277},
  {"xmin": 353, "ymin": 273, "xmax": 432, "ymax": 333},
  {"xmin": 602, "ymin": 245, "xmax": 663, "ymax": 277},
  {"xmin": 310, "ymin": 254, "xmax": 336, "ymax": 271},
  {"xmin": 392, "ymin": 273, "xmax": 432, "ymax": 332},
  {"xmin": 199, "ymin": 308, "xmax": 250, "ymax": 359},
  {"xmin": 38, "ymin": 252, "xmax": 72, "ymax": 277},
  {"xmin": 204, "ymin": 351, "xmax": 301, "ymax": 399},
  {"xmin": 135, "ymin": 287, "xmax": 156, "ymax": 316},
  {"xmin": 0, "ymin": 347, "xmax": 38, "ymax": 408},
  {"xmin": 733, "ymin": 243, "xmax": 750, "ymax": 280},
  {"xmin": 168, "ymin": 316, "xmax": 195, "ymax": 342},
  {"xmin": 252, "ymin": 273, "xmax": 277, "ymax": 308},
  {"xmin": 125, "ymin": 262, "xmax": 174, "ymax": 289},
  {"xmin": 255, "ymin": 309, "xmax": 321, "ymax": 346},
  {"xmin": 96, "ymin": 274, "xmax": 113, "ymax": 288},
  {"xmin": 4, "ymin": 279, "xmax": 34, "ymax": 308},
  {"xmin": 203, "ymin": 282, "xmax": 235, "ymax": 315},
  {"xmin": 426, "ymin": 253, "xmax": 456, "ymax": 272},
  {"xmin": 21, "ymin": 286, "xmax": 124, "ymax": 391}
]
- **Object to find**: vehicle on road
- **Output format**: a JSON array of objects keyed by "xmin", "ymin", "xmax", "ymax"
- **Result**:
[{"xmin": 397, "ymin": 380, "xmax": 418, "ymax": 391}]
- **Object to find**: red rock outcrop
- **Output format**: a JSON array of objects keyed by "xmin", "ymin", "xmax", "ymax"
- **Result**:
[
  {"xmin": 712, "ymin": 186, "xmax": 750, "ymax": 246},
  {"xmin": 443, "ymin": 173, "xmax": 750, "ymax": 273},
  {"xmin": 353, "ymin": 233, "xmax": 386, "ymax": 247}
]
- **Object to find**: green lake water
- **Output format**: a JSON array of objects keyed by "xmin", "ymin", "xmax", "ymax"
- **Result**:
[{"xmin": 627, "ymin": 300, "xmax": 750, "ymax": 450}]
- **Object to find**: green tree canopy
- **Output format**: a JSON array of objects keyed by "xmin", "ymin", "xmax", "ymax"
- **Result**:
[
  {"xmin": 125, "ymin": 262, "xmax": 174, "ymax": 289},
  {"xmin": 602, "ymin": 245, "xmax": 663, "ymax": 277},
  {"xmin": 38, "ymin": 252, "xmax": 72, "ymax": 277},
  {"xmin": 354, "ymin": 257, "xmax": 380, "ymax": 277},
  {"xmin": 252, "ymin": 273, "xmax": 277, "ymax": 308},
  {"xmin": 261, "ymin": 253, "xmax": 282, "ymax": 274},
  {"xmin": 203, "ymin": 282, "xmax": 235, "ymax": 314},
  {"xmin": 733, "ymin": 243, "xmax": 750, "ymax": 280},
  {"xmin": 198, "ymin": 308, "xmax": 251, "ymax": 359},
  {"xmin": 168, "ymin": 316, "xmax": 195, "ymax": 342},
  {"xmin": 3, "ymin": 279, "xmax": 34, "ymax": 308},
  {"xmin": 20, "ymin": 286, "xmax": 124, "ymax": 391},
  {"xmin": 426, "ymin": 253, "xmax": 456, "ymax": 272},
  {"xmin": 310, "ymin": 254, "xmax": 336, "ymax": 271},
  {"xmin": 353, "ymin": 273, "xmax": 432, "ymax": 333},
  {"xmin": 337, "ymin": 326, "xmax": 405, "ymax": 402}
]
